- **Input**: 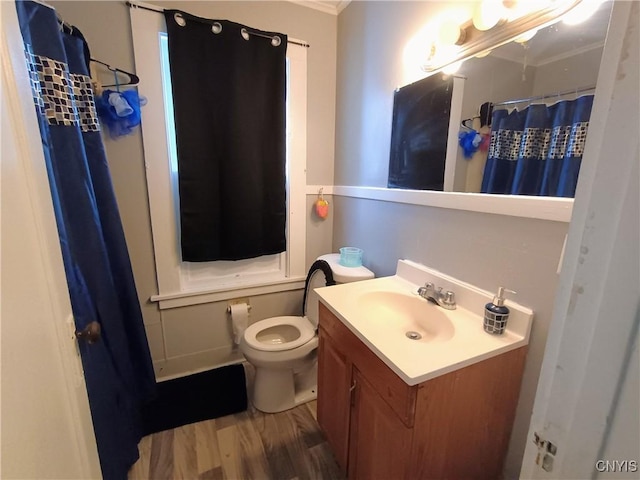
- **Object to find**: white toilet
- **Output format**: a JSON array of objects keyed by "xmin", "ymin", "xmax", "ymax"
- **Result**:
[{"xmin": 238, "ymin": 254, "xmax": 374, "ymax": 413}]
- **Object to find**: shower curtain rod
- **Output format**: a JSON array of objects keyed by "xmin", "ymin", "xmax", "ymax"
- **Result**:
[
  {"xmin": 125, "ymin": 1, "xmax": 310, "ymax": 48},
  {"xmin": 494, "ymin": 85, "xmax": 596, "ymax": 107}
]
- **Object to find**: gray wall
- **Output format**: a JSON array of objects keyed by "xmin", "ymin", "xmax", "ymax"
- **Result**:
[
  {"xmin": 52, "ymin": 1, "xmax": 336, "ymax": 377},
  {"xmin": 334, "ymin": 2, "xmax": 573, "ymax": 477},
  {"xmin": 531, "ymin": 46, "xmax": 604, "ymax": 97}
]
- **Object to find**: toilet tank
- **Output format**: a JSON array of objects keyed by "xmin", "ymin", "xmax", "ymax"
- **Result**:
[{"xmin": 306, "ymin": 253, "xmax": 374, "ymax": 328}]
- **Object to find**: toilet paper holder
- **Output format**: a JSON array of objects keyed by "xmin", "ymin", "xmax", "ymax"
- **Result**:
[
  {"xmin": 228, "ymin": 300, "xmax": 251, "ymax": 346},
  {"xmin": 226, "ymin": 300, "xmax": 251, "ymax": 314}
]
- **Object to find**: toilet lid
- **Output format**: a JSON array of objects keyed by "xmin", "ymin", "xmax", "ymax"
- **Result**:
[{"xmin": 244, "ymin": 316, "xmax": 315, "ymax": 352}]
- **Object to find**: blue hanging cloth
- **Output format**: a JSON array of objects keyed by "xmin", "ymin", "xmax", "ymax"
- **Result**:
[
  {"xmin": 481, "ymin": 95, "xmax": 594, "ymax": 197},
  {"xmin": 15, "ymin": 2, "xmax": 156, "ymax": 478},
  {"xmin": 95, "ymin": 88, "xmax": 147, "ymax": 139}
]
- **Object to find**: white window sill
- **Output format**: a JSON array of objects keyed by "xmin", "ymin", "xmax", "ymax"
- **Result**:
[{"xmin": 150, "ymin": 275, "xmax": 307, "ymax": 310}]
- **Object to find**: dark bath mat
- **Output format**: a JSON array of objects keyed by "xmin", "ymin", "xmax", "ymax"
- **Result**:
[{"xmin": 141, "ymin": 363, "xmax": 247, "ymax": 435}]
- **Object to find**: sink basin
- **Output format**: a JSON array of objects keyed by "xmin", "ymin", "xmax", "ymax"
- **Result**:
[
  {"xmin": 315, "ymin": 259, "xmax": 534, "ymax": 385},
  {"xmin": 357, "ymin": 291, "xmax": 455, "ymax": 343}
]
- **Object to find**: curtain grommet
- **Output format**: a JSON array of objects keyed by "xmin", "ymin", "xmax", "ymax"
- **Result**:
[
  {"xmin": 271, "ymin": 36, "xmax": 281, "ymax": 47},
  {"xmin": 174, "ymin": 13, "xmax": 186, "ymax": 27},
  {"xmin": 240, "ymin": 28, "xmax": 250, "ymax": 41},
  {"xmin": 211, "ymin": 22, "xmax": 222, "ymax": 34}
]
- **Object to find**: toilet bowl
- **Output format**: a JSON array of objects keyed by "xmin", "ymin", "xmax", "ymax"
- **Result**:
[
  {"xmin": 237, "ymin": 254, "xmax": 374, "ymax": 413},
  {"xmin": 240, "ymin": 316, "xmax": 319, "ymax": 413}
]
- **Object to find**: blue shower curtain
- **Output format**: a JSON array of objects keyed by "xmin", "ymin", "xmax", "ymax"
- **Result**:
[
  {"xmin": 16, "ymin": 1, "xmax": 155, "ymax": 478},
  {"xmin": 481, "ymin": 95, "xmax": 594, "ymax": 197}
]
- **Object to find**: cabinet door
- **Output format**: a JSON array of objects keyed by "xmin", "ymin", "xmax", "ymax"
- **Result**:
[
  {"xmin": 348, "ymin": 368, "xmax": 413, "ymax": 480},
  {"xmin": 317, "ymin": 327, "xmax": 352, "ymax": 471}
]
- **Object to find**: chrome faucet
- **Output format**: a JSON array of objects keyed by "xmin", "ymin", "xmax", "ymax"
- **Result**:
[{"xmin": 417, "ymin": 282, "xmax": 457, "ymax": 310}]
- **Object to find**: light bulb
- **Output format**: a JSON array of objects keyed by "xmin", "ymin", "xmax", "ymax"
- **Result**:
[
  {"xmin": 505, "ymin": 0, "xmax": 543, "ymax": 21},
  {"xmin": 404, "ymin": 23, "xmax": 439, "ymax": 82},
  {"xmin": 473, "ymin": 0, "xmax": 505, "ymax": 31},
  {"xmin": 563, "ymin": 0, "xmax": 604, "ymax": 25},
  {"xmin": 438, "ymin": 18, "xmax": 464, "ymax": 45}
]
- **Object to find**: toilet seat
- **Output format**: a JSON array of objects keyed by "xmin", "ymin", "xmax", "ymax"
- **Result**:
[{"xmin": 244, "ymin": 316, "xmax": 315, "ymax": 352}]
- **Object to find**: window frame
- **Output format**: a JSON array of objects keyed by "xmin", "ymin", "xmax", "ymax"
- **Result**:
[{"xmin": 130, "ymin": 7, "xmax": 307, "ymax": 309}]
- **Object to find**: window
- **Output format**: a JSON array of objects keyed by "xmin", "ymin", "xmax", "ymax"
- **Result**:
[{"xmin": 130, "ymin": 7, "xmax": 307, "ymax": 309}]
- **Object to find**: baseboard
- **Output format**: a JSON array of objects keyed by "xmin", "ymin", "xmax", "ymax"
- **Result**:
[{"xmin": 153, "ymin": 346, "xmax": 245, "ymax": 382}]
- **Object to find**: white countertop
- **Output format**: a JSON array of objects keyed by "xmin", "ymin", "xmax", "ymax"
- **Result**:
[{"xmin": 315, "ymin": 260, "xmax": 534, "ymax": 386}]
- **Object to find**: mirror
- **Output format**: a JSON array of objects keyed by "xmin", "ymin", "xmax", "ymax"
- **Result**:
[{"xmin": 399, "ymin": 0, "xmax": 613, "ymax": 196}]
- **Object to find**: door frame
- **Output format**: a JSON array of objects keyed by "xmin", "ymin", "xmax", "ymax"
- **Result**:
[
  {"xmin": 521, "ymin": 2, "xmax": 639, "ymax": 478},
  {"xmin": 1, "ymin": 1, "xmax": 100, "ymax": 477}
]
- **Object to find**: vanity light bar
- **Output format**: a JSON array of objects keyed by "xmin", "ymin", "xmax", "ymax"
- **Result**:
[{"xmin": 423, "ymin": 0, "xmax": 584, "ymax": 73}]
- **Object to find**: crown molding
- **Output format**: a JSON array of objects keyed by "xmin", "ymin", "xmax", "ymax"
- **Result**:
[
  {"xmin": 335, "ymin": 1, "xmax": 351, "ymax": 14},
  {"xmin": 288, "ymin": 0, "xmax": 351, "ymax": 16}
]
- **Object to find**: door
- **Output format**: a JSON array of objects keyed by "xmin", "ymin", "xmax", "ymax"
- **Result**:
[
  {"xmin": 11, "ymin": 2, "xmax": 156, "ymax": 478},
  {"xmin": 1, "ymin": 2, "xmax": 100, "ymax": 477},
  {"xmin": 520, "ymin": 2, "xmax": 640, "ymax": 478}
]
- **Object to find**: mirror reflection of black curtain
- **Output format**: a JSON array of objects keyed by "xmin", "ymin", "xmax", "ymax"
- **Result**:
[
  {"xmin": 388, "ymin": 75, "xmax": 453, "ymax": 191},
  {"xmin": 164, "ymin": 10, "xmax": 287, "ymax": 262}
]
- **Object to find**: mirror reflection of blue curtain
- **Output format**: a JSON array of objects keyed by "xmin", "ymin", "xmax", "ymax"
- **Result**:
[
  {"xmin": 15, "ymin": 1, "xmax": 155, "ymax": 478},
  {"xmin": 481, "ymin": 95, "xmax": 594, "ymax": 197}
]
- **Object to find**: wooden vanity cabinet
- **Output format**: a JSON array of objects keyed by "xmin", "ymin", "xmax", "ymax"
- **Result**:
[
  {"xmin": 317, "ymin": 325, "xmax": 351, "ymax": 470},
  {"xmin": 317, "ymin": 302, "xmax": 528, "ymax": 480},
  {"xmin": 347, "ymin": 367, "xmax": 413, "ymax": 479}
]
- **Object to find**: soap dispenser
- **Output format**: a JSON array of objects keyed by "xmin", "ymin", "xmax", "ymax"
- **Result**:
[{"xmin": 484, "ymin": 287, "xmax": 516, "ymax": 335}]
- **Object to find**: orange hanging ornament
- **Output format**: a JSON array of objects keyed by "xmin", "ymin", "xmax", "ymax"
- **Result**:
[{"xmin": 314, "ymin": 188, "xmax": 329, "ymax": 219}]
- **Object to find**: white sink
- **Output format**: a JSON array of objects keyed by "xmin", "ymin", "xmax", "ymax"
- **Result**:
[
  {"xmin": 357, "ymin": 291, "xmax": 455, "ymax": 343},
  {"xmin": 316, "ymin": 259, "xmax": 534, "ymax": 386}
]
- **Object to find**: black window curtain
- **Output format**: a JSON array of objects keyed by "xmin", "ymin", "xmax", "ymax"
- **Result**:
[{"xmin": 164, "ymin": 10, "xmax": 287, "ymax": 262}]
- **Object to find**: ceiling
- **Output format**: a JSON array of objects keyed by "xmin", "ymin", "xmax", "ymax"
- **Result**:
[{"xmin": 490, "ymin": 0, "xmax": 613, "ymax": 66}]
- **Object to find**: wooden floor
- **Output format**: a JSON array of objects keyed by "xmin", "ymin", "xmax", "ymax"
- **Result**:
[{"xmin": 129, "ymin": 365, "xmax": 344, "ymax": 480}]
